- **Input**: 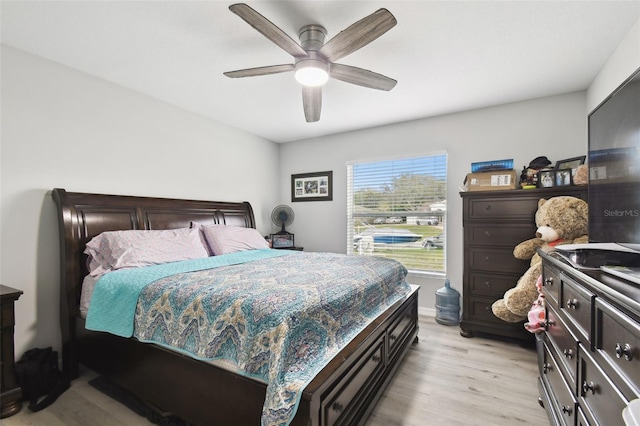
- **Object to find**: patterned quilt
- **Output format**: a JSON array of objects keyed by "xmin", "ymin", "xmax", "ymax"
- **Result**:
[{"xmin": 89, "ymin": 250, "xmax": 410, "ymax": 426}]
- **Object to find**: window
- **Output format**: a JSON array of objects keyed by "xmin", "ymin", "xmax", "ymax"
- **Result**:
[{"xmin": 347, "ymin": 153, "xmax": 447, "ymax": 274}]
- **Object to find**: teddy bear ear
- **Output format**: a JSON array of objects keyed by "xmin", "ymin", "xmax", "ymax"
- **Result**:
[{"xmin": 538, "ymin": 198, "xmax": 547, "ymax": 209}]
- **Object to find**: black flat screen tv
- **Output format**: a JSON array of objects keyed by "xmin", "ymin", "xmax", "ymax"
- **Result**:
[{"xmin": 588, "ymin": 67, "xmax": 640, "ymax": 252}]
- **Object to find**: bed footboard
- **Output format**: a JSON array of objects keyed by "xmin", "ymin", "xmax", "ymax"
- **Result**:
[{"xmin": 75, "ymin": 285, "xmax": 418, "ymax": 426}]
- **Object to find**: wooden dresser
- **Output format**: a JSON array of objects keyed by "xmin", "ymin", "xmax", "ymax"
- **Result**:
[
  {"xmin": 538, "ymin": 250, "xmax": 640, "ymax": 425},
  {"xmin": 459, "ymin": 187, "xmax": 588, "ymax": 341},
  {"xmin": 1, "ymin": 285, "xmax": 23, "ymax": 418}
]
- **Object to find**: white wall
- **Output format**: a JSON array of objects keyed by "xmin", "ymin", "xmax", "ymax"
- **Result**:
[
  {"xmin": 279, "ymin": 92, "xmax": 588, "ymax": 312},
  {"xmin": 0, "ymin": 46, "xmax": 280, "ymax": 356},
  {"xmin": 587, "ymin": 19, "xmax": 640, "ymax": 113}
]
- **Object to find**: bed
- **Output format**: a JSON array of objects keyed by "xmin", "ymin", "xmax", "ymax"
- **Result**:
[{"xmin": 53, "ymin": 188, "xmax": 419, "ymax": 426}]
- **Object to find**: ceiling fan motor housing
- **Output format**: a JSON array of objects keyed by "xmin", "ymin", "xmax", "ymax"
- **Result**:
[{"xmin": 298, "ymin": 25, "xmax": 327, "ymax": 51}]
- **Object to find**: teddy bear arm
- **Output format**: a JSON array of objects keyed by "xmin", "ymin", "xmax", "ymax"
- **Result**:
[{"xmin": 513, "ymin": 238, "xmax": 546, "ymax": 259}]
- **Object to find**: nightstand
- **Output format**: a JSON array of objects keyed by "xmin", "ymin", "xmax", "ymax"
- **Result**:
[
  {"xmin": 1, "ymin": 285, "xmax": 23, "ymax": 418},
  {"xmin": 273, "ymin": 246, "xmax": 303, "ymax": 251}
]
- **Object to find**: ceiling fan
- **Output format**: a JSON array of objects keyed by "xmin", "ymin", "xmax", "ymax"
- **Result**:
[{"xmin": 223, "ymin": 3, "xmax": 398, "ymax": 123}]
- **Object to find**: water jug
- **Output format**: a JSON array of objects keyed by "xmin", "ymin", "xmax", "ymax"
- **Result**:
[{"xmin": 435, "ymin": 278, "xmax": 460, "ymax": 325}]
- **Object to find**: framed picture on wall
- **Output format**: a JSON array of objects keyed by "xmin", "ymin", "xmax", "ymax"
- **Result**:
[{"xmin": 291, "ymin": 171, "xmax": 333, "ymax": 202}]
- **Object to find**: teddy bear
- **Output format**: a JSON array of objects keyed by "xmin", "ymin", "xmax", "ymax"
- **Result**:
[{"xmin": 491, "ymin": 196, "xmax": 589, "ymax": 323}]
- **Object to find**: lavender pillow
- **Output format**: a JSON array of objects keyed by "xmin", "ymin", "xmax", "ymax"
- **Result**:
[
  {"xmin": 198, "ymin": 225, "xmax": 269, "ymax": 255},
  {"xmin": 84, "ymin": 228, "xmax": 209, "ymax": 276}
]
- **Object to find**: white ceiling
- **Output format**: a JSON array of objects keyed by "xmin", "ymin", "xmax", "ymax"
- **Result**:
[{"xmin": 2, "ymin": 1, "xmax": 639, "ymax": 143}]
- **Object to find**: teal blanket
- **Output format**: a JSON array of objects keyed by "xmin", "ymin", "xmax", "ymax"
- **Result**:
[
  {"xmin": 86, "ymin": 251, "xmax": 410, "ymax": 426},
  {"xmin": 86, "ymin": 249, "xmax": 290, "ymax": 336}
]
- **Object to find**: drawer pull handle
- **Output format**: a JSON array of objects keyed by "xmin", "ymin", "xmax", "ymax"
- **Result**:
[
  {"xmin": 484, "ymin": 256, "xmax": 491, "ymax": 263},
  {"xmin": 544, "ymin": 277, "xmax": 554, "ymax": 286},
  {"xmin": 484, "ymin": 230, "xmax": 491, "ymax": 237},
  {"xmin": 540, "ymin": 319, "xmax": 555, "ymax": 328},
  {"xmin": 582, "ymin": 381, "xmax": 597, "ymax": 395},
  {"xmin": 484, "ymin": 281, "xmax": 491, "ymax": 288},
  {"xmin": 372, "ymin": 355, "xmax": 381, "ymax": 363},
  {"xmin": 390, "ymin": 334, "xmax": 397, "ymax": 342},
  {"xmin": 332, "ymin": 402, "xmax": 344, "ymax": 413},
  {"xmin": 566, "ymin": 298, "xmax": 579, "ymax": 309},
  {"xmin": 561, "ymin": 405, "xmax": 573, "ymax": 416},
  {"xmin": 484, "ymin": 204, "xmax": 492, "ymax": 211},
  {"xmin": 543, "ymin": 363, "xmax": 552, "ymax": 373},
  {"xmin": 615, "ymin": 343, "xmax": 633, "ymax": 361},
  {"xmin": 562, "ymin": 348, "xmax": 574, "ymax": 359}
]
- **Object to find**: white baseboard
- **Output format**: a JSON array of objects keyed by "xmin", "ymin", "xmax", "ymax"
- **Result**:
[{"xmin": 419, "ymin": 307, "xmax": 435, "ymax": 317}]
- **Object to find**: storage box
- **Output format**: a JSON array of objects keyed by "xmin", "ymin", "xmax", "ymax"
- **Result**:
[
  {"xmin": 464, "ymin": 170, "xmax": 518, "ymax": 191},
  {"xmin": 470, "ymin": 159, "xmax": 514, "ymax": 173}
]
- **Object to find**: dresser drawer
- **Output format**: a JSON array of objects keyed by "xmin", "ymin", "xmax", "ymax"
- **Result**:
[
  {"xmin": 466, "ymin": 297, "xmax": 504, "ymax": 324},
  {"xmin": 546, "ymin": 304, "xmax": 578, "ymax": 387},
  {"xmin": 577, "ymin": 405, "xmax": 593, "ymax": 426},
  {"xmin": 469, "ymin": 272, "xmax": 520, "ymax": 297},
  {"xmin": 560, "ymin": 277, "xmax": 594, "ymax": 344},
  {"xmin": 468, "ymin": 248, "xmax": 530, "ymax": 274},
  {"xmin": 466, "ymin": 224, "xmax": 534, "ymax": 247},
  {"xmin": 579, "ymin": 346, "xmax": 628, "ymax": 426},
  {"xmin": 322, "ymin": 336, "xmax": 385, "ymax": 426},
  {"xmin": 595, "ymin": 298, "xmax": 640, "ymax": 395},
  {"xmin": 542, "ymin": 262, "xmax": 562, "ymax": 307},
  {"xmin": 465, "ymin": 196, "xmax": 540, "ymax": 220},
  {"xmin": 542, "ymin": 341, "xmax": 577, "ymax": 426},
  {"xmin": 387, "ymin": 303, "xmax": 416, "ymax": 361}
]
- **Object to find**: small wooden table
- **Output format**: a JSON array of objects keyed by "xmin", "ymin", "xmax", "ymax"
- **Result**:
[{"xmin": 1, "ymin": 285, "xmax": 23, "ymax": 418}]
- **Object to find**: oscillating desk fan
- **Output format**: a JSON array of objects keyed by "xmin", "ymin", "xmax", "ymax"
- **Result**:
[{"xmin": 270, "ymin": 205, "xmax": 295, "ymax": 248}]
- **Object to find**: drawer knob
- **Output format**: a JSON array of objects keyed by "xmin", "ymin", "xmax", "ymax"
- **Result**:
[
  {"xmin": 484, "ymin": 281, "xmax": 491, "ymax": 288},
  {"xmin": 484, "ymin": 204, "xmax": 492, "ymax": 211},
  {"xmin": 561, "ymin": 405, "xmax": 573, "ymax": 416},
  {"xmin": 566, "ymin": 298, "xmax": 579, "ymax": 309},
  {"xmin": 390, "ymin": 334, "xmax": 397, "ymax": 342},
  {"xmin": 372, "ymin": 355, "xmax": 381, "ymax": 363},
  {"xmin": 540, "ymin": 319, "xmax": 555, "ymax": 329},
  {"xmin": 562, "ymin": 348, "xmax": 574, "ymax": 359},
  {"xmin": 484, "ymin": 230, "xmax": 491, "ymax": 237},
  {"xmin": 332, "ymin": 402, "xmax": 344, "ymax": 413},
  {"xmin": 544, "ymin": 277, "xmax": 554, "ymax": 286},
  {"xmin": 582, "ymin": 381, "xmax": 597, "ymax": 395},
  {"xmin": 543, "ymin": 363, "xmax": 552, "ymax": 373},
  {"xmin": 615, "ymin": 343, "xmax": 633, "ymax": 361}
]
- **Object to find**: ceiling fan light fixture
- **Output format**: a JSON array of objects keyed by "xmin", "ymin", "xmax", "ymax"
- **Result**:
[{"xmin": 295, "ymin": 59, "xmax": 329, "ymax": 87}]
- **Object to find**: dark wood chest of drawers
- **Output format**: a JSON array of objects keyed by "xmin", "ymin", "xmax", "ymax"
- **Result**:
[
  {"xmin": 538, "ymin": 250, "xmax": 640, "ymax": 425},
  {"xmin": 459, "ymin": 187, "xmax": 588, "ymax": 341},
  {"xmin": 1, "ymin": 285, "xmax": 23, "ymax": 418}
]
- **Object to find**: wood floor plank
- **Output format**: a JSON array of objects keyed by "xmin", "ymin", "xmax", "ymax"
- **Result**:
[{"xmin": 3, "ymin": 316, "xmax": 544, "ymax": 425}]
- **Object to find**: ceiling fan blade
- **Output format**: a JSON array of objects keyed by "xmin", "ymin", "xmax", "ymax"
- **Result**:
[
  {"xmin": 302, "ymin": 86, "xmax": 322, "ymax": 122},
  {"xmin": 229, "ymin": 3, "xmax": 308, "ymax": 59},
  {"xmin": 330, "ymin": 63, "xmax": 397, "ymax": 91},
  {"xmin": 319, "ymin": 8, "xmax": 397, "ymax": 63},
  {"xmin": 224, "ymin": 64, "xmax": 294, "ymax": 78}
]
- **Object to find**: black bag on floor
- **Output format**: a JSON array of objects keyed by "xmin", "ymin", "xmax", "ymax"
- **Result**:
[{"xmin": 15, "ymin": 346, "xmax": 70, "ymax": 412}]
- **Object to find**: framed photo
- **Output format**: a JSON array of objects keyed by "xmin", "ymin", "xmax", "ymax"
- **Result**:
[
  {"xmin": 555, "ymin": 156, "xmax": 586, "ymax": 172},
  {"xmin": 291, "ymin": 171, "xmax": 333, "ymax": 202},
  {"xmin": 539, "ymin": 169, "xmax": 555, "ymax": 188},
  {"xmin": 271, "ymin": 233, "xmax": 294, "ymax": 248},
  {"xmin": 555, "ymin": 169, "xmax": 572, "ymax": 186}
]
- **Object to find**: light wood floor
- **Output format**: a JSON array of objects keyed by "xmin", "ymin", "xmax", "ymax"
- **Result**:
[{"xmin": 3, "ymin": 316, "xmax": 545, "ymax": 426}]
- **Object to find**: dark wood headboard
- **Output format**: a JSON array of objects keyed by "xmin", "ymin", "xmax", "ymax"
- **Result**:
[{"xmin": 52, "ymin": 188, "xmax": 256, "ymax": 372}]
